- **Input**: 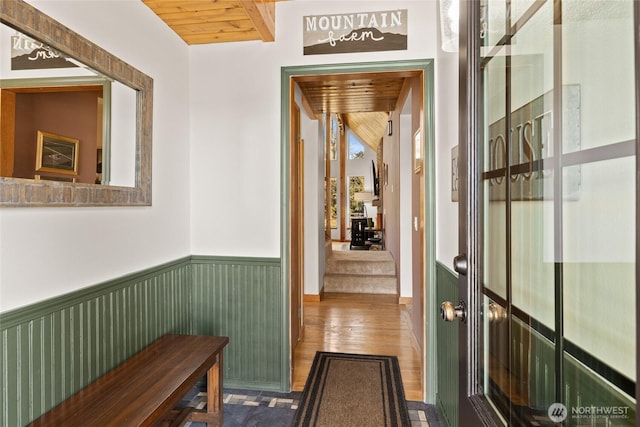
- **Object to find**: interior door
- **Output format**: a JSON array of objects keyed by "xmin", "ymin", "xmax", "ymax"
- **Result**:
[{"xmin": 448, "ymin": 0, "xmax": 638, "ymax": 425}]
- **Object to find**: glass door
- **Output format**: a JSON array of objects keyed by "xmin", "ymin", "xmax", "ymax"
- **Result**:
[{"xmin": 480, "ymin": 0, "xmax": 637, "ymax": 425}]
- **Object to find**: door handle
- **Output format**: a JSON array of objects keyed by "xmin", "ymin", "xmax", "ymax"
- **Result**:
[
  {"xmin": 453, "ymin": 254, "xmax": 468, "ymax": 275},
  {"xmin": 441, "ymin": 300, "xmax": 467, "ymax": 322}
]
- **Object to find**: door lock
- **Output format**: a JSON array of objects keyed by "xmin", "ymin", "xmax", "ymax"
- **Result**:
[
  {"xmin": 441, "ymin": 300, "xmax": 467, "ymax": 323},
  {"xmin": 453, "ymin": 254, "xmax": 468, "ymax": 275}
]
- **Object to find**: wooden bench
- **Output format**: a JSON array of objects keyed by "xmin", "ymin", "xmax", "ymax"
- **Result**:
[{"xmin": 27, "ymin": 334, "xmax": 229, "ymax": 427}]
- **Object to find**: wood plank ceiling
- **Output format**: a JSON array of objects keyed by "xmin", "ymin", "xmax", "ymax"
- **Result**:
[
  {"xmin": 294, "ymin": 71, "xmax": 416, "ymax": 150},
  {"xmin": 141, "ymin": 0, "xmax": 410, "ymax": 150},
  {"xmin": 141, "ymin": 0, "xmax": 276, "ymax": 45}
]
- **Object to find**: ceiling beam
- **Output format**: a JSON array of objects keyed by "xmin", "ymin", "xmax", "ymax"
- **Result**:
[{"xmin": 240, "ymin": 1, "xmax": 275, "ymax": 42}]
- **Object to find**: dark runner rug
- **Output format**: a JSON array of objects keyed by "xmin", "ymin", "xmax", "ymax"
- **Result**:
[{"xmin": 292, "ymin": 352, "xmax": 411, "ymax": 427}]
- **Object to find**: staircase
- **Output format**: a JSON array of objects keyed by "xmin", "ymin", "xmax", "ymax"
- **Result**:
[{"xmin": 323, "ymin": 250, "xmax": 397, "ymax": 294}]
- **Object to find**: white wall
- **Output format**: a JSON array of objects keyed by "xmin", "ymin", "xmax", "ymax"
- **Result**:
[
  {"xmin": 434, "ymin": 36, "xmax": 459, "ymax": 270},
  {"xmin": 0, "ymin": 0, "xmax": 460, "ymax": 312},
  {"xmin": 399, "ymin": 106, "xmax": 413, "ymax": 297},
  {"xmin": 0, "ymin": 0, "xmax": 192, "ymax": 312},
  {"xmin": 295, "ymin": 86, "xmax": 324, "ymax": 296},
  {"xmin": 189, "ymin": 1, "xmax": 440, "ymax": 281}
]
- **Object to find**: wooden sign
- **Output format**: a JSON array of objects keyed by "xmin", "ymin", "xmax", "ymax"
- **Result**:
[{"xmin": 303, "ymin": 9, "xmax": 408, "ymax": 55}]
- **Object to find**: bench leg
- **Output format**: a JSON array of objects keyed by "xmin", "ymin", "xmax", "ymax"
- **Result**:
[
  {"xmin": 188, "ymin": 352, "xmax": 224, "ymax": 426},
  {"xmin": 208, "ymin": 352, "xmax": 223, "ymax": 415}
]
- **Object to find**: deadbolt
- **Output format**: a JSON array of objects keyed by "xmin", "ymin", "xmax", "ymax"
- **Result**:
[
  {"xmin": 441, "ymin": 300, "xmax": 467, "ymax": 323},
  {"xmin": 453, "ymin": 254, "xmax": 468, "ymax": 276}
]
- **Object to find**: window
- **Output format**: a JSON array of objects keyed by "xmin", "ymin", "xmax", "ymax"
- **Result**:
[
  {"xmin": 349, "ymin": 176, "xmax": 365, "ymax": 218},
  {"xmin": 348, "ymin": 133, "xmax": 365, "ymax": 160},
  {"xmin": 330, "ymin": 114, "xmax": 338, "ymax": 161}
]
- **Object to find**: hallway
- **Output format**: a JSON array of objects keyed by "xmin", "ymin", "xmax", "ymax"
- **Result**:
[{"xmin": 291, "ymin": 292, "xmax": 422, "ymax": 401}]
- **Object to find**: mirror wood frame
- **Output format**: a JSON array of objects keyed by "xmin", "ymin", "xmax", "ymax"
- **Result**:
[{"xmin": 0, "ymin": 0, "xmax": 153, "ymax": 207}]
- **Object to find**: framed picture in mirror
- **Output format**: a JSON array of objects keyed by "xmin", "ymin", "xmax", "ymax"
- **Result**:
[
  {"xmin": 34, "ymin": 175, "xmax": 76, "ymax": 183},
  {"xmin": 35, "ymin": 130, "xmax": 79, "ymax": 175}
]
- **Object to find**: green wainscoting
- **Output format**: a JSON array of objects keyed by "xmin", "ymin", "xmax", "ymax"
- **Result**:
[
  {"xmin": 0, "ymin": 255, "xmax": 283, "ymax": 427},
  {"xmin": 436, "ymin": 262, "xmax": 459, "ymax": 427},
  {"xmin": 189, "ymin": 256, "xmax": 283, "ymax": 391}
]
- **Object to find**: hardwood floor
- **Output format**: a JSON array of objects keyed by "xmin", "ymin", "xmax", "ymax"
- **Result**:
[{"xmin": 291, "ymin": 293, "xmax": 423, "ymax": 401}]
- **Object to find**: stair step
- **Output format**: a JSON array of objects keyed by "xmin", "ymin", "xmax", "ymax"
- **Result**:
[
  {"xmin": 325, "ymin": 251, "xmax": 396, "ymax": 276},
  {"xmin": 324, "ymin": 250, "xmax": 397, "ymax": 295},
  {"xmin": 325, "ymin": 260, "xmax": 395, "ymax": 276},
  {"xmin": 323, "ymin": 274, "xmax": 397, "ymax": 294}
]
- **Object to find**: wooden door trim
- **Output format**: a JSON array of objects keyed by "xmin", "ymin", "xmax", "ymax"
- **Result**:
[
  {"xmin": 289, "ymin": 100, "xmax": 302, "ymax": 364},
  {"xmin": 298, "ymin": 136, "xmax": 305, "ymax": 340}
]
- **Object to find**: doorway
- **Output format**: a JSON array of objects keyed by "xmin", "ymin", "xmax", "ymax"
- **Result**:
[{"xmin": 281, "ymin": 59, "xmax": 437, "ymax": 402}]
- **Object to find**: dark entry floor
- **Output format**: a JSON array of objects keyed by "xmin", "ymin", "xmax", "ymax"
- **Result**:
[{"xmin": 180, "ymin": 386, "xmax": 445, "ymax": 427}]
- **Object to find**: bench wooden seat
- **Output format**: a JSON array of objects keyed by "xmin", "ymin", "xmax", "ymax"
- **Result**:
[{"xmin": 27, "ymin": 334, "xmax": 229, "ymax": 427}]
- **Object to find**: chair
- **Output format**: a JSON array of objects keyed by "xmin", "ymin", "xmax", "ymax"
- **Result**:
[{"xmin": 350, "ymin": 218, "xmax": 370, "ymax": 250}]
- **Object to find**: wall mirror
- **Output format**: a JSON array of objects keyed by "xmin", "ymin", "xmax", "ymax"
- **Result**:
[{"xmin": 0, "ymin": 0, "xmax": 152, "ymax": 206}]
